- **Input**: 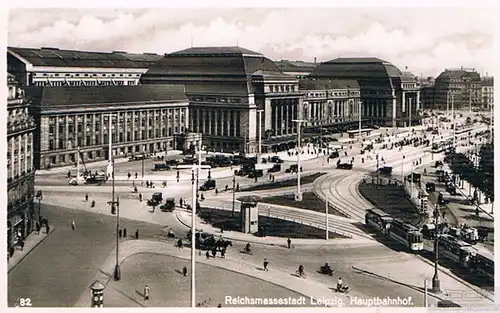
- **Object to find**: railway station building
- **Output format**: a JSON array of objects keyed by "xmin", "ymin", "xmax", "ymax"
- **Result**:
[
  {"xmin": 310, "ymin": 57, "xmax": 421, "ymax": 127},
  {"xmin": 7, "ymin": 46, "xmax": 162, "ymax": 87},
  {"xmin": 140, "ymin": 46, "xmax": 304, "ymax": 153},
  {"xmin": 25, "ymin": 84, "xmax": 192, "ymax": 170}
]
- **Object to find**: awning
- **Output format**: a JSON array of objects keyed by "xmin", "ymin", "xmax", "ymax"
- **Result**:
[{"xmin": 11, "ymin": 215, "xmax": 23, "ymax": 227}]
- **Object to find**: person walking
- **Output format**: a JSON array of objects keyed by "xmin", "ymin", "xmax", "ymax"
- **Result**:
[
  {"xmin": 85, "ymin": 194, "xmax": 89, "ymax": 202},
  {"xmin": 143, "ymin": 285, "xmax": 150, "ymax": 301},
  {"xmin": 182, "ymin": 266, "xmax": 188, "ymax": 276},
  {"xmin": 135, "ymin": 229, "xmax": 139, "ymax": 239},
  {"xmin": 287, "ymin": 238, "xmax": 291, "ymax": 249},
  {"xmin": 71, "ymin": 220, "xmax": 76, "ymax": 230},
  {"xmin": 123, "ymin": 228, "xmax": 127, "ymax": 238},
  {"xmin": 139, "ymin": 193, "xmax": 143, "ymax": 202},
  {"xmin": 119, "ymin": 229, "xmax": 123, "ymax": 238},
  {"xmin": 263, "ymin": 258, "xmax": 269, "ymax": 271},
  {"xmin": 206, "ymin": 250, "xmax": 210, "ymax": 259}
]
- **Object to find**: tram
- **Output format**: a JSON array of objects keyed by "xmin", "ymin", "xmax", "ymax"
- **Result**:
[
  {"xmin": 438, "ymin": 234, "xmax": 477, "ymax": 268},
  {"xmin": 365, "ymin": 208, "xmax": 393, "ymax": 234},
  {"xmin": 387, "ymin": 219, "xmax": 424, "ymax": 251}
]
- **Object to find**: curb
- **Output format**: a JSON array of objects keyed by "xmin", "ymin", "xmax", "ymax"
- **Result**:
[
  {"xmin": 351, "ymin": 265, "xmax": 448, "ymax": 302},
  {"xmin": 8, "ymin": 227, "xmax": 56, "ymax": 273},
  {"xmin": 412, "ymin": 254, "xmax": 495, "ymax": 302}
]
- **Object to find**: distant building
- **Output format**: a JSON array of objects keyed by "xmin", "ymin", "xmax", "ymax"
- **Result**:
[
  {"xmin": 298, "ymin": 79, "xmax": 361, "ymax": 129},
  {"xmin": 310, "ymin": 57, "xmax": 421, "ymax": 127},
  {"xmin": 25, "ymin": 85, "xmax": 191, "ymax": 170},
  {"xmin": 7, "ymin": 46, "xmax": 162, "ymax": 87},
  {"xmin": 420, "ymin": 85, "xmax": 435, "ymax": 110},
  {"xmin": 141, "ymin": 46, "xmax": 304, "ymax": 153},
  {"xmin": 481, "ymin": 77, "xmax": 494, "ymax": 109},
  {"xmin": 7, "ymin": 73, "xmax": 37, "ymax": 249},
  {"xmin": 276, "ymin": 59, "xmax": 317, "ymax": 79},
  {"xmin": 434, "ymin": 68, "xmax": 482, "ymax": 110}
]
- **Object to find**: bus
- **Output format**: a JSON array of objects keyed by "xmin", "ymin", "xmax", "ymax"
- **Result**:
[
  {"xmin": 438, "ymin": 234, "xmax": 477, "ymax": 268},
  {"xmin": 387, "ymin": 219, "xmax": 424, "ymax": 251},
  {"xmin": 365, "ymin": 208, "xmax": 393, "ymax": 234},
  {"xmin": 471, "ymin": 253, "xmax": 494, "ymax": 281}
]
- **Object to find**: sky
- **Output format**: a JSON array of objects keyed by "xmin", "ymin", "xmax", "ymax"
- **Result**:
[{"xmin": 7, "ymin": 7, "xmax": 496, "ymax": 77}]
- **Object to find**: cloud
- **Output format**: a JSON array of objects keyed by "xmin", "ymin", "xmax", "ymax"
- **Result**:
[{"xmin": 8, "ymin": 8, "xmax": 495, "ymax": 77}]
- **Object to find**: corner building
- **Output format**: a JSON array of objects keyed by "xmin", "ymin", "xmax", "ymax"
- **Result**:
[
  {"xmin": 141, "ymin": 47, "xmax": 303, "ymax": 153},
  {"xmin": 7, "ymin": 73, "xmax": 37, "ymax": 247},
  {"xmin": 310, "ymin": 57, "xmax": 421, "ymax": 127},
  {"xmin": 25, "ymin": 85, "xmax": 190, "ymax": 170}
]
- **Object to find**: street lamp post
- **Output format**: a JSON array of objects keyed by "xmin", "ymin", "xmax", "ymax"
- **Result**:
[
  {"xmin": 106, "ymin": 113, "xmax": 116, "ymax": 178},
  {"xmin": 107, "ymin": 158, "xmax": 121, "ymax": 281},
  {"xmin": 232, "ymin": 170, "xmax": 237, "ymax": 217},
  {"xmin": 292, "ymin": 119, "xmax": 308, "ymax": 202},
  {"xmin": 325, "ymin": 200, "xmax": 329, "ymax": 240},
  {"xmin": 451, "ymin": 93, "xmax": 456, "ymax": 150},
  {"xmin": 257, "ymin": 109, "xmax": 264, "ymax": 163},
  {"xmin": 432, "ymin": 204, "xmax": 441, "ymax": 293},
  {"xmin": 400, "ymin": 155, "xmax": 405, "ymax": 182},
  {"xmin": 176, "ymin": 163, "xmax": 211, "ymax": 308},
  {"xmin": 358, "ymin": 100, "xmax": 362, "ymax": 138}
]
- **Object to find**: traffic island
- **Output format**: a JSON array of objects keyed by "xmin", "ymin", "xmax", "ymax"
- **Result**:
[
  {"xmin": 259, "ymin": 192, "xmax": 350, "ymax": 218},
  {"xmin": 197, "ymin": 206, "xmax": 347, "ymax": 239},
  {"xmin": 357, "ymin": 178, "xmax": 426, "ymax": 227},
  {"xmin": 240, "ymin": 172, "xmax": 325, "ymax": 192}
]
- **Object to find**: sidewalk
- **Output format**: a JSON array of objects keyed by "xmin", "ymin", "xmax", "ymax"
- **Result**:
[
  {"xmin": 35, "ymin": 150, "xmax": 183, "ymax": 176},
  {"xmin": 8, "ymin": 227, "xmax": 55, "ymax": 273},
  {"xmin": 73, "ymin": 239, "xmax": 359, "ymax": 307}
]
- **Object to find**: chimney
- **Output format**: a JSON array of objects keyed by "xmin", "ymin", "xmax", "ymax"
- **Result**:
[{"xmin": 314, "ymin": 57, "xmax": 317, "ymax": 64}]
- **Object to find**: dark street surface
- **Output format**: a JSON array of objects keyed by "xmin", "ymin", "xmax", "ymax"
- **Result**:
[{"xmin": 7, "ymin": 204, "xmax": 165, "ymax": 307}]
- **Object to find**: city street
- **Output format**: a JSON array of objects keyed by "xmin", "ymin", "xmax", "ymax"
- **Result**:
[{"xmin": 7, "ymin": 204, "xmax": 165, "ymax": 307}]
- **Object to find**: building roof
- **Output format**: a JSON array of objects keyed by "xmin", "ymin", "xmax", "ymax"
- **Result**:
[
  {"xmin": 436, "ymin": 69, "xmax": 481, "ymax": 81},
  {"xmin": 310, "ymin": 57, "xmax": 405, "ymax": 79},
  {"xmin": 24, "ymin": 84, "xmax": 187, "ymax": 107},
  {"xmin": 482, "ymin": 77, "xmax": 494, "ymax": 87},
  {"xmin": 8, "ymin": 46, "xmax": 162, "ymax": 69},
  {"xmin": 299, "ymin": 79, "xmax": 359, "ymax": 90},
  {"xmin": 141, "ymin": 46, "xmax": 289, "ymax": 95},
  {"xmin": 276, "ymin": 60, "xmax": 317, "ymax": 73}
]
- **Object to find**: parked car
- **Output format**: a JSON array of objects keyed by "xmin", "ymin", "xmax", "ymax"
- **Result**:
[
  {"xmin": 270, "ymin": 156, "xmax": 284, "ymax": 163},
  {"xmin": 337, "ymin": 163, "xmax": 353, "ymax": 170},
  {"xmin": 248, "ymin": 169, "xmax": 264, "ymax": 178},
  {"xmin": 285, "ymin": 164, "xmax": 302, "ymax": 173},
  {"xmin": 160, "ymin": 198, "xmax": 176, "ymax": 212},
  {"xmin": 377, "ymin": 166, "xmax": 393, "ymax": 175},
  {"xmin": 147, "ymin": 192, "xmax": 163, "ymax": 206},
  {"xmin": 425, "ymin": 182, "xmax": 436, "ymax": 192},
  {"xmin": 153, "ymin": 163, "xmax": 171, "ymax": 171},
  {"xmin": 267, "ymin": 164, "xmax": 282, "ymax": 173},
  {"xmin": 199, "ymin": 179, "xmax": 216, "ymax": 191}
]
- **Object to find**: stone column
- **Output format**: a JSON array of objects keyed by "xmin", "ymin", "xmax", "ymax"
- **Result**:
[
  {"xmin": 54, "ymin": 117, "xmax": 59, "ymax": 150},
  {"xmin": 91, "ymin": 114, "xmax": 96, "ymax": 145},
  {"xmin": 146, "ymin": 111, "xmax": 150, "ymax": 140},
  {"xmin": 131, "ymin": 112, "xmax": 135, "ymax": 141},
  {"xmin": 201, "ymin": 109, "xmax": 206, "ymax": 135},
  {"xmin": 24, "ymin": 134, "xmax": 28, "ymax": 172},
  {"xmin": 402, "ymin": 92, "xmax": 406, "ymax": 113},
  {"xmin": 100, "ymin": 114, "xmax": 105, "ymax": 145},
  {"xmin": 18, "ymin": 135, "xmax": 22, "ymax": 174},
  {"xmin": 416, "ymin": 91, "xmax": 420, "ymax": 111},
  {"xmin": 291, "ymin": 102, "xmax": 296, "ymax": 132},
  {"xmin": 274, "ymin": 103, "xmax": 278, "ymax": 136},
  {"xmin": 11, "ymin": 138, "xmax": 15, "ymax": 177},
  {"xmin": 280, "ymin": 104, "xmax": 284, "ymax": 135},
  {"xmin": 65, "ymin": 115, "xmax": 69, "ymax": 148},
  {"xmin": 227, "ymin": 110, "xmax": 231, "ymax": 137},
  {"xmin": 123, "ymin": 113, "xmax": 128, "ymax": 142}
]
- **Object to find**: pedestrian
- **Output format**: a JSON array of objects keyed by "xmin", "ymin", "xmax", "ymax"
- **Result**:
[
  {"xmin": 287, "ymin": 238, "xmax": 291, "ymax": 249},
  {"xmin": 119, "ymin": 229, "xmax": 123, "ymax": 238},
  {"xmin": 135, "ymin": 172, "xmax": 138, "ymax": 179},
  {"xmin": 71, "ymin": 220, "xmax": 76, "ymax": 230},
  {"xmin": 143, "ymin": 285, "xmax": 150, "ymax": 301},
  {"xmin": 19, "ymin": 240, "xmax": 24, "ymax": 251},
  {"xmin": 221, "ymin": 249, "xmax": 226, "ymax": 258},
  {"xmin": 46, "ymin": 225, "xmax": 50, "ymax": 234},
  {"xmin": 206, "ymin": 250, "xmax": 210, "ymax": 259},
  {"xmin": 135, "ymin": 229, "xmax": 139, "ymax": 239},
  {"xmin": 182, "ymin": 266, "xmax": 188, "ymax": 276},
  {"xmin": 85, "ymin": 194, "xmax": 89, "ymax": 202},
  {"xmin": 139, "ymin": 193, "xmax": 143, "ymax": 202},
  {"xmin": 263, "ymin": 258, "xmax": 269, "ymax": 271},
  {"xmin": 177, "ymin": 239, "xmax": 183, "ymax": 249},
  {"xmin": 123, "ymin": 228, "xmax": 127, "ymax": 238},
  {"xmin": 127, "ymin": 172, "xmax": 131, "ymax": 179},
  {"xmin": 179, "ymin": 198, "xmax": 183, "ymax": 207}
]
